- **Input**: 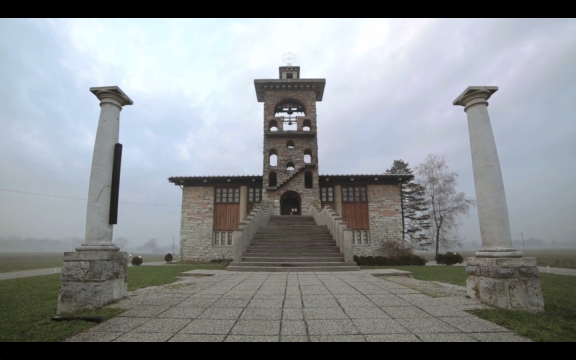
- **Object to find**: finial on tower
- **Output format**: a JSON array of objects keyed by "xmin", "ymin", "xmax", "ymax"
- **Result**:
[{"xmin": 282, "ymin": 52, "xmax": 296, "ymax": 66}]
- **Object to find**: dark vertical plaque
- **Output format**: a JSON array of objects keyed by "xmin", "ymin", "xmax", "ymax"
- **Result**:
[{"xmin": 109, "ymin": 143, "xmax": 122, "ymax": 225}]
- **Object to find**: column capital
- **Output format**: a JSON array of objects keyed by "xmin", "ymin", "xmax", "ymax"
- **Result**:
[
  {"xmin": 453, "ymin": 86, "xmax": 498, "ymax": 111},
  {"xmin": 90, "ymin": 86, "xmax": 133, "ymax": 107}
]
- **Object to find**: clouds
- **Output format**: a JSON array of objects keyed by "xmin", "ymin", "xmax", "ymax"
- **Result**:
[{"xmin": 0, "ymin": 18, "xmax": 575, "ymax": 247}]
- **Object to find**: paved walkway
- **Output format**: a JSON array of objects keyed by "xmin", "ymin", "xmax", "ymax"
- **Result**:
[{"xmin": 66, "ymin": 270, "xmax": 531, "ymax": 342}]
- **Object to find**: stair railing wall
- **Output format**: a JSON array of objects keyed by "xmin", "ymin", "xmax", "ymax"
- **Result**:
[
  {"xmin": 307, "ymin": 205, "xmax": 354, "ymax": 263},
  {"xmin": 232, "ymin": 203, "xmax": 275, "ymax": 263}
]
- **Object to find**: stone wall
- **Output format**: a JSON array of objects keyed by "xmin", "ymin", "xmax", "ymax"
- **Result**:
[
  {"xmin": 261, "ymin": 90, "xmax": 321, "ymax": 212},
  {"xmin": 466, "ymin": 257, "xmax": 545, "ymax": 312},
  {"xmin": 266, "ymin": 169, "xmax": 322, "ymax": 216},
  {"xmin": 352, "ymin": 184, "xmax": 403, "ymax": 257},
  {"xmin": 180, "ymin": 186, "xmax": 233, "ymax": 262}
]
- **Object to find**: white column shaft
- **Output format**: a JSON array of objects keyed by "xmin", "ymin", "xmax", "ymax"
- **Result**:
[
  {"xmin": 79, "ymin": 100, "xmax": 122, "ymax": 250},
  {"xmin": 466, "ymin": 102, "xmax": 513, "ymax": 249}
]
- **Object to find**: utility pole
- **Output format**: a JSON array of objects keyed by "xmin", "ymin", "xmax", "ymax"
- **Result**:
[
  {"xmin": 172, "ymin": 237, "xmax": 175, "ymax": 255},
  {"xmin": 521, "ymin": 232, "xmax": 526, "ymax": 252},
  {"xmin": 72, "ymin": 236, "xmax": 75, "ymax": 250}
]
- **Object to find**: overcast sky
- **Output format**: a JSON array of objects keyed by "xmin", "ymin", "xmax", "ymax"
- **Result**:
[{"xmin": 1, "ymin": 18, "xmax": 575, "ymax": 249}]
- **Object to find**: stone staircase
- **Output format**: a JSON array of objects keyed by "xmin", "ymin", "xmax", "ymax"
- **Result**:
[
  {"xmin": 227, "ymin": 215, "xmax": 360, "ymax": 272},
  {"xmin": 266, "ymin": 163, "xmax": 316, "ymax": 191}
]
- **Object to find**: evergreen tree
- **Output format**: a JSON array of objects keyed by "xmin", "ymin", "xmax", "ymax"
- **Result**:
[{"xmin": 385, "ymin": 159, "xmax": 432, "ymax": 250}]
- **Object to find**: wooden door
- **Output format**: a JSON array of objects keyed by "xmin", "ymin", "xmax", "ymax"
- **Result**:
[
  {"xmin": 341, "ymin": 186, "xmax": 369, "ymax": 230},
  {"xmin": 213, "ymin": 187, "xmax": 240, "ymax": 231}
]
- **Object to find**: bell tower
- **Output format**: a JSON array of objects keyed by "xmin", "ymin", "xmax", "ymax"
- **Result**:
[{"xmin": 254, "ymin": 54, "xmax": 326, "ymax": 215}]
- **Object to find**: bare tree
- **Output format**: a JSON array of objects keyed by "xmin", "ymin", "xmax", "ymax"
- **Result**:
[
  {"xmin": 113, "ymin": 237, "xmax": 129, "ymax": 250},
  {"xmin": 415, "ymin": 154, "xmax": 476, "ymax": 256}
]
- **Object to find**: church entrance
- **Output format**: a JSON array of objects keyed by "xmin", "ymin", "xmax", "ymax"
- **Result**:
[{"xmin": 280, "ymin": 191, "xmax": 301, "ymax": 215}]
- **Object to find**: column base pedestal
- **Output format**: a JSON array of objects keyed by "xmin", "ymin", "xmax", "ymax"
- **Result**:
[
  {"xmin": 57, "ymin": 251, "xmax": 128, "ymax": 315},
  {"xmin": 466, "ymin": 257, "xmax": 545, "ymax": 313}
]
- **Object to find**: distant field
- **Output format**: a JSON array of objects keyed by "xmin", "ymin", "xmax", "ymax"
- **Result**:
[
  {"xmin": 0, "ymin": 253, "xmax": 64, "ymax": 273},
  {"xmin": 415, "ymin": 248, "xmax": 576, "ymax": 269},
  {"xmin": 0, "ymin": 252, "xmax": 169, "ymax": 274}
]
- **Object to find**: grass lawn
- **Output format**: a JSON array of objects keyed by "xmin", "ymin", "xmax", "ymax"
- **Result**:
[
  {"xmin": 0, "ymin": 252, "xmax": 182, "ymax": 274},
  {"xmin": 0, "ymin": 253, "xmax": 64, "ymax": 273},
  {"xmin": 415, "ymin": 249, "xmax": 576, "ymax": 269},
  {"xmin": 0, "ymin": 264, "xmax": 221, "ymax": 342},
  {"xmin": 470, "ymin": 273, "xmax": 576, "ymax": 342},
  {"xmin": 362, "ymin": 265, "xmax": 576, "ymax": 342}
]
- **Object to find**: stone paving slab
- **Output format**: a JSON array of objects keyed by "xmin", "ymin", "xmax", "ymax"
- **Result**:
[{"xmin": 65, "ymin": 271, "xmax": 533, "ymax": 342}]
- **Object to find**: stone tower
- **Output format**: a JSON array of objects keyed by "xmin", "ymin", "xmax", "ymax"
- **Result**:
[{"xmin": 254, "ymin": 65, "xmax": 326, "ymax": 215}]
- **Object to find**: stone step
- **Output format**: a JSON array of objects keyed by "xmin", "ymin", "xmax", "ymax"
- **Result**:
[
  {"xmin": 266, "ymin": 221, "xmax": 317, "ymax": 224},
  {"xmin": 259, "ymin": 233, "xmax": 328, "ymax": 236},
  {"xmin": 258, "ymin": 229, "xmax": 331, "ymax": 231},
  {"xmin": 258, "ymin": 232, "xmax": 330, "ymax": 234},
  {"xmin": 227, "ymin": 214, "xmax": 359, "ymax": 273},
  {"xmin": 226, "ymin": 265, "xmax": 361, "ymax": 272},
  {"xmin": 251, "ymin": 242, "xmax": 336, "ymax": 246},
  {"xmin": 252, "ymin": 237, "xmax": 336, "ymax": 244},
  {"xmin": 269, "ymin": 216, "xmax": 314, "ymax": 219},
  {"xmin": 250, "ymin": 243, "xmax": 337, "ymax": 250},
  {"xmin": 245, "ymin": 252, "xmax": 342, "ymax": 257},
  {"xmin": 242, "ymin": 257, "xmax": 345, "ymax": 262},
  {"xmin": 235, "ymin": 261, "xmax": 351, "ymax": 267},
  {"xmin": 256, "ymin": 232, "xmax": 332, "ymax": 235},
  {"xmin": 252, "ymin": 237, "xmax": 334, "ymax": 241},
  {"xmin": 260, "ymin": 227, "xmax": 328, "ymax": 229},
  {"xmin": 261, "ymin": 231, "xmax": 327, "ymax": 233},
  {"xmin": 265, "ymin": 223, "xmax": 321, "ymax": 225}
]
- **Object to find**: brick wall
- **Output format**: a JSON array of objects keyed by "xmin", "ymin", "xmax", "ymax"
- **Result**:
[
  {"xmin": 180, "ymin": 186, "xmax": 233, "ymax": 262},
  {"xmin": 352, "ymin": 184, "xmax": 403, "ymax": 257}
]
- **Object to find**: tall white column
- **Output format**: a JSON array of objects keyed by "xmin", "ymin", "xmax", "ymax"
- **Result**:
[
  {"xmin": 77, "ymin": 86, "xmax": 133, "ymax": 251},
  {"xmin": 454, "ymin": 87, "xmax": 544, "ymax": 312},
  {"xmin": 453, "ymin": 87, "xmax": 522, "ymax": 258}
]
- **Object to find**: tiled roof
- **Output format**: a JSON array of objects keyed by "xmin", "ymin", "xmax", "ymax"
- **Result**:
[
  {"xmin": 168, "ymin": 175, "xmax": 262, "ymax": 179},
  {"xmin": 168, "ymin": 173, "xmax": 412, "ymax": 180},
  {"xmin": 320, "ymin": 174, "xmax": 413, "ymax": 177}
]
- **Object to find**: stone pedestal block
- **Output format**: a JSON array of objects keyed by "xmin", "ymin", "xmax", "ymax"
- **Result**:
[
  {"xmin": 466, "ymin": 257, "xmax": 544, "ymax": 313},
  {"xmin": 57, "ymin": 251, "xmax": 128, "ymax": 314}
]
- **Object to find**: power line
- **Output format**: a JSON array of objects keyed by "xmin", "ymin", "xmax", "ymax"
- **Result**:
[{"xmin": 0, "ymin": 188, "xmax": 181, "ymax": 207}]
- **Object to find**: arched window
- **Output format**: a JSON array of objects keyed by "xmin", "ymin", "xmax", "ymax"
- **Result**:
[
  {"xmin": 286, "ymin": 162, "xmax": 295, "ymax": 171},
  {"xmin": 304, "ymin": 171, "xmax": 313, "ymax": 189},
  {"xmin": 286, "ymin": 140, "xmax": 295, "ymax": 149},
  {"xmin": 303, "ymin": 149, "xmax": 312, "ymax": 164},
  {"xmin": 269, "ymin": 149, "xmax": 277, "ymax": 167},
  {"xmin": 303, "ymin": 119, "xmax": 312, "ymax": 131},
  {"xmin": 268, "ymin": 172, "xmax": 277, "ymax": 187},
  {"xmin": 274, "ymin": 100, "xmax": 306, "ymax": 117},
  {"xmin": 269, "ymin": 120, "xmax": 278, "ymax": 132}
]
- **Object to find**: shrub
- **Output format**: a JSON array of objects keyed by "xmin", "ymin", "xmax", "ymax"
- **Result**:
[
  {"xmin": 164, "ymin": 253, "xmax": 173, "ymax": 263},
  {"xmin": 209, "ymin": 259, "xmax": 233, "ymax": 264},
  {"xmin": 353, "ymin": 255, "xmax": 426, "ymax": 266},
  {"xmin": 436, "ymin": 252, "xmax": 464, "ymax": 266},
  {"xmin": 131, "ymin": 256, "xmax": 143, "ymax": 266},
  {"xmin": 374, "ymin": 256, "xmax": 389, "ymax": 266}
]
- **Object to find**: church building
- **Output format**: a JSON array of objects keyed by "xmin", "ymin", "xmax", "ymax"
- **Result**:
[{"xmin": 168, "ymin": 62, "xmax": 411, "ymax": 262}]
